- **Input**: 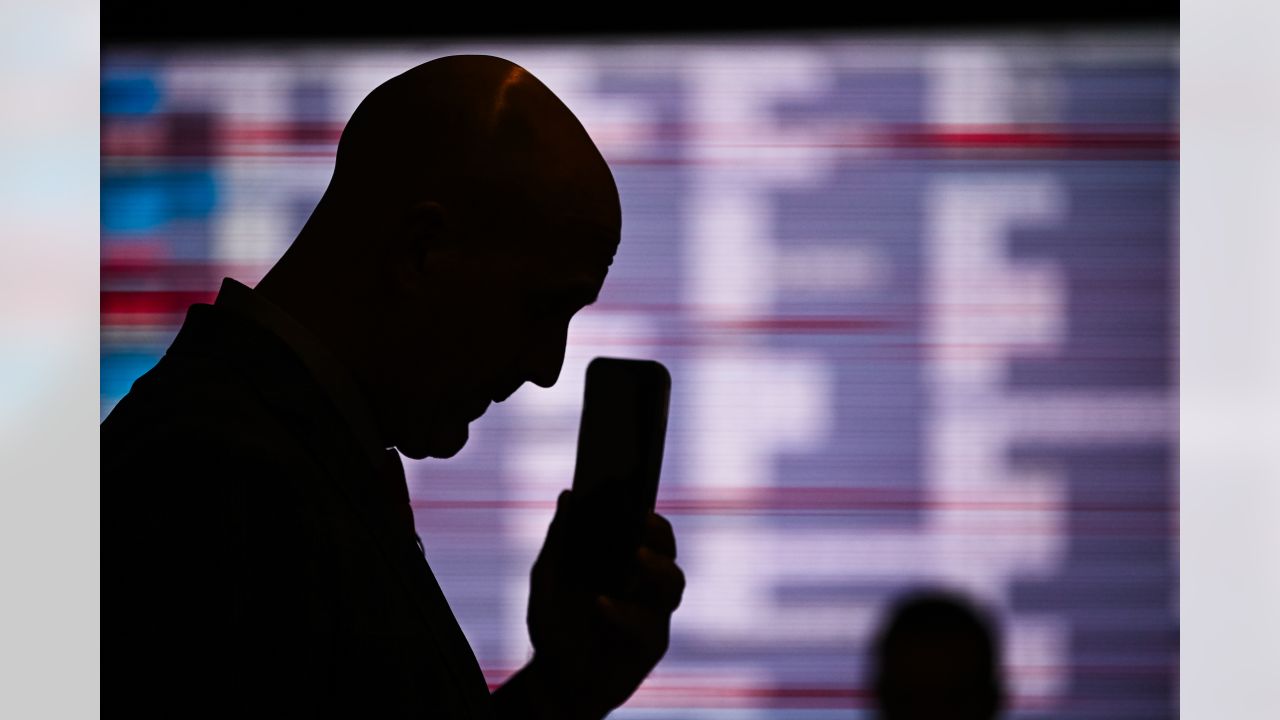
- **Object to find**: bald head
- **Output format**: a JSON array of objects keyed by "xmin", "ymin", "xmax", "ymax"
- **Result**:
[
  {"xmin": 323, "ymin": 55, "xmax": 618, "ymax": 253},
  {"xmin": 258, "ymin": 55, "xmax": 622, "ymax": 460},
  {"xmin": 872, "ymin": 592, "xmax": 1004, "ymax": 720}
]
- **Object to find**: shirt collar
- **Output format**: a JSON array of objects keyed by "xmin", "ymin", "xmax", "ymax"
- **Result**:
[{"xmin": 214, "ymin": 277, "xmax": 390, "ymax": 470}]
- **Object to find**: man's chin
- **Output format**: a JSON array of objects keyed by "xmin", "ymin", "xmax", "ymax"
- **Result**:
[{"xmin": 398, "ymin": 423, "xmax": 470, "ymax": 460}]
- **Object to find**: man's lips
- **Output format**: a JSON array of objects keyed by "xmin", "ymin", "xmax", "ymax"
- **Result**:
[
  {"xmin": 493, "ymin": 382, "xmax": 522, "ymax": 404},
  {"xmin": 467, "ymin": 397, "xmax": 492, "ymax": 420}
]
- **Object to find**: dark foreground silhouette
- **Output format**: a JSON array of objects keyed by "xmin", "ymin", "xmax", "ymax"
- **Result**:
[
  {"xmin": 104, "ymin": 55, "xmax": 684, "ymax": 719},
  {"xmin": 869, "ymin": 590, "xmax": 1005, "ymax": 720}
]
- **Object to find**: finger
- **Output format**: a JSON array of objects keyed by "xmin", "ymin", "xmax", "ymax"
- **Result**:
[
  {"xmin": 628, "ymin": 546, "xmax": 686, "ymax": 611},
  {"xmin": 549, "ymin": 489, "xmax": 574, "ymax": 537},
  {"xmin": 641, "ymin": 512, "xmax": 677, "ymax": 559}
]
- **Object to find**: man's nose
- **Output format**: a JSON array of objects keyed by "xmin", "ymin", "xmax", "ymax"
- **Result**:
[{"xmin": 527, "ymin": 328, "xmax": 569, "ymax": 389}]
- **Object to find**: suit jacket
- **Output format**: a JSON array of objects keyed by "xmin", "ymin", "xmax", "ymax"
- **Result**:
[{"xmin": 104, "ymin": 297, "xmax": 495, "ymax": 719}]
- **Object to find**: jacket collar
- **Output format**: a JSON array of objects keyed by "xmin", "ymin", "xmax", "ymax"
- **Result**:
[{"xmin": 212, "ymin": 277, "xmax": 387, "ymax": 472}]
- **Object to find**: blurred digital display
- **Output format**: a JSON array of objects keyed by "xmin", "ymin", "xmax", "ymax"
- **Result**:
[{"xmin": 103, "ymin": 33, "xmax": 1178, "ymax": 718}]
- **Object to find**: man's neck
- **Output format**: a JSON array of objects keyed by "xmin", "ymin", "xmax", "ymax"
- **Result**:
[{"xmin": 253, "ymin": 262, "xmax": 393, "ymax": 453}]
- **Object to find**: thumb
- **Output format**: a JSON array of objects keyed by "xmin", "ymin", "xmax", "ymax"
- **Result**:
[
  {"xmin": 535, "ymin": 489, "xmax": 575, "ymax": 569},
  {"xmin": 548, "ymin": 488, "xmax": 575, "ymax": 538}
]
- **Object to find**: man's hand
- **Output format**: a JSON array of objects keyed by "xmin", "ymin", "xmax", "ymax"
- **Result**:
[{"xmin": 495, "ymin": 489, "xmax": 685, "ymax": 720}]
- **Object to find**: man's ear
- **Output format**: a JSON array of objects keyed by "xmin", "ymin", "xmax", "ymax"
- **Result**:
[{"xmin": 395, "ymin": 200, "xmax": 452, "ymax": 290}]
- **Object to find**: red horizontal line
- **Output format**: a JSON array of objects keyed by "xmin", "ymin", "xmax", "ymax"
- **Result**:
[
  {"xmin": 645, "ymin": 686, "xmax": 861, "ymax": 699},
  {"xmin": 101, "ymin": 290, "xmax": 216, "ymax": 316},
  {"xmin": 410, "ymin": 490, "xmax": 1174, "ymax": 515},
  {"xmin": 715, "ymin": 318, "xmax": 894, "ymax": 332},
  {"xmin": 99, "ymin": 262, "xmax": 1174, "ymax": 293},
  {"xmin": 102, "ymin": 294, "xmax": 1155, "ymax": 327},
  {"xmin": 415, "ymin": 508, "xmax": 1176, "ymax": 534},
  {"xmin": 99, "ymin": 303, "xmax": 1167, "ymax": 328},
  {"xmin": 102, "ymin": 259, "xmax": 266, "ymax": 278},
  {"xmin": 479, "ymin": 664, "xmax": 1169, "ymax": 679},
  {"xmin": 103, "ymin": 314, "xmax": 190, "ymax": 327},
  {"xmin": 103, "ymin": 148, "xmax": 1176, "ymax": 163},
  {"xmin": 93, "ymin": 286, "xmax": 1165, "ymax": 314},
  {"xmin": 100, "ymin": 291, "xmax": 897, "ymax": 333},
  {"xmin": 102, "ymin": 121, "xmax": 1178, "ymax": 159},
  {"xmin": 475, "ymin": 677, "xmax": 1085, "ymax": 711},
  {"xmin": 889, "ymin": 129, "xmax": 1176, "ymax": 150},
  {"xmin": 216, "ymin": 124, "xmax": 342, "ymax": 144},
  {"xmin": 114, "ymin": 120, "xmax": 1178, "ymax": 147},
  {"xmin": 96, "ymin": 290, "xmax": 878, "ymax": 320}
]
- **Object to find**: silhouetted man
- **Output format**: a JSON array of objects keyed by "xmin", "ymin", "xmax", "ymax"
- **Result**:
[
  {"xmin": 868, "ymin": 590, "xmax": 1005, "ymax": 720},
  {"xmin": 104, "ymin": 55, "xmax": 684, "ymax": 719}
]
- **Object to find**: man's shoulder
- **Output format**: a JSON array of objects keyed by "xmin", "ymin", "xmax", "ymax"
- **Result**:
[
  {"xmin": 104, "ymin": 351, "xmax": 291, "ymax": 452},
  {"xmin": 104, "ymin": 302, "xmax": 330, "ymax": 459},
  {"xmin": 102, "ymin": 361, "xmax": 337, "ymax": 503}
]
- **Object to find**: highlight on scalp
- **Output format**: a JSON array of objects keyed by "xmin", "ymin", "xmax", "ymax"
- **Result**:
[
  {"xmin": 308, "ymin": 53, "xmax": 619, "ymax": 262},
  {"xmin": 329, "ymin": 55, "xmax": 529, "ymax": 211}
]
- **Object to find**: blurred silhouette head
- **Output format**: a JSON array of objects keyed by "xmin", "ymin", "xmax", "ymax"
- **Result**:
[
  {"xmin": 870, "ymin": 590, "xmax": 1004, "ymax": 720},
  {"xmin": 256, "ymin": 55, "xmax": 620, "ymax": 460}
]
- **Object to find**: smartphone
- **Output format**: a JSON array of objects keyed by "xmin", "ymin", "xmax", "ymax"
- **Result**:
[{"xmin": 568, "ymin": 357, "xmax": 671, "ymax": 597}]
